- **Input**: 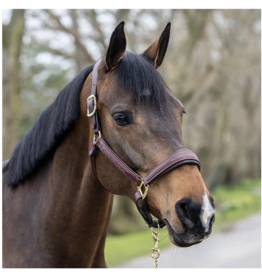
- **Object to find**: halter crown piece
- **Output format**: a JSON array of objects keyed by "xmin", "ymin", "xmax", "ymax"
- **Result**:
[{"xmin": 87, "ymin": 60, "xmax": 201, "ymax": 268}]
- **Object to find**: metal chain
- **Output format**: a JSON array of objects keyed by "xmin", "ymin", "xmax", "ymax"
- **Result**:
[{"xmin": 150, "ymin": 224, "xmax": 160, "ymax": 268}]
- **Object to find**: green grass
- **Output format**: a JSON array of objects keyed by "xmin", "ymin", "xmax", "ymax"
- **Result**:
[
  {"xmin": 212, "ymin": 178, "xmax": 261, "ymax": 229},
  {"xmin": 105, "ymin": 178, "xmax": 261, "ymax": 267},
  {"xmin": 104, "ymin": 227, "xmax": 172, "ymax": 267}
]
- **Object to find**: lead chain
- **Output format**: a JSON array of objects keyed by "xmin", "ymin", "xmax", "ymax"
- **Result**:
[{"xmin": 150, "ymin": 224, "xmax": 160, "ymax": 268}]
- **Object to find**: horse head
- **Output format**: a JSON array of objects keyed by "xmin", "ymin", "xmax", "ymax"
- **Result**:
[{"xmin": 81, "ymin": 22, "xmax": 215, "ymax": 247}]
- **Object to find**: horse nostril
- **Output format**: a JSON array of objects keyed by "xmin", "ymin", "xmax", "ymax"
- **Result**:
[
  {"xmin": 209, "ymin": 214, "xmax": 215, "ymax": 227},
  {"xmin": 175, "ymin": 199, "xmax": 195, "ymax": 229},
  {"xmin": 180, "ymin": 203, "xmax": 191, "ymax": 219}
]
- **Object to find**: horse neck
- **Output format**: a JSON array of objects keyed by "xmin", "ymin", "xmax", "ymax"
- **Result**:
[
  {"xmin": 42, "ymin": 113, "xmax": 114, "ymax": 267},
  {"xmin": 49, "ymin": 124, "xmax": 108, "ymax": 262}
]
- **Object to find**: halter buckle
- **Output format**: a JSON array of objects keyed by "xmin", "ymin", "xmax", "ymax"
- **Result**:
[
  {"xmin": 87, "ymin": 95, "xmax": 97, "ymax": 117},
  {"xmin": 93, "ymin": 130, "xmax": 101, "ymax": 143},
  {"xmin": 137, "ymin": 178, "xmax": 149, "ymax": 200}
]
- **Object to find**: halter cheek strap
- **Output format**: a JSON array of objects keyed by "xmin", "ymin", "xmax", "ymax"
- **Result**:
[{"xmin": 88, "ymin": 60, "xmax": 201, "ymax": 228}]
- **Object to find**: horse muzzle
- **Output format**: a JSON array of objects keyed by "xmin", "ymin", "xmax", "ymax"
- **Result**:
[{"xmin": 164, "ymin": 198, "xmax": 215, "ymax": 247}]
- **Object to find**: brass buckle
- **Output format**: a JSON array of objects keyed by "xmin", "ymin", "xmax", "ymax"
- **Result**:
[
  {"xmin": 137, "ymin": 178, "xmax": 149, "ymax": 200},
  {"xmin": 87, "ymin": 95, "xmax": 97, "ymax": 117},
  {"xmin": 93, "ymin": 130, "xmax": 101, "ymax": 142}
]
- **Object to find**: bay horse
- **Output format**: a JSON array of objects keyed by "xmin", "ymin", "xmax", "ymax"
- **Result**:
[{"xmin": 2, "ymin": 22, "xmax": 215, "ymax": 268}]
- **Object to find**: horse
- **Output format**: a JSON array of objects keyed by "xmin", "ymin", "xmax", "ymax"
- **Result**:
[{"xmin": 2, "ymin": 21, "xmax": 215, "ymax": 268}]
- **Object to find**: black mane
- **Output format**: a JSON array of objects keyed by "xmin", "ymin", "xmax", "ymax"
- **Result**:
[
  {"xmin": 6, "ymin": 64, "xmax": 94, "ymax": 187},
  {"xmin": 5, "ymin": 52, "xmax": 168, "ymax": 188}
]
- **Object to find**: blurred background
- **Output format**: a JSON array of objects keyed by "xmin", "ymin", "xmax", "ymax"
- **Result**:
[{"xmin": 2, "ymin": 9, "xmax": 261, "ymax": 267}]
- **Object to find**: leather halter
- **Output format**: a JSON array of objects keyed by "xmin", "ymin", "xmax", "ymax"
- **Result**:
[{"xmin": 88, "ymin": 60, "xmax": 201, "ymax": 228}]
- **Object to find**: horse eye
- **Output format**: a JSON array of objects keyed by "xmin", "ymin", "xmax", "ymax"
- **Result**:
[{"xmin": 113, "ymin": 113, "xmax": 130, "ymax": 126}]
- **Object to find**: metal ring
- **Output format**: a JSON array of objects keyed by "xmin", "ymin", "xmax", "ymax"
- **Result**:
[{"xmin": 151, "ymin": 248, "xmax": 160, "ymax": 259}]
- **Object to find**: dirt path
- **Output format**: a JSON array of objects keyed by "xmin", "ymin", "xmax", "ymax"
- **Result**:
[{"xmin": 118, "ymin": 213, "xmax": 261, "ymax": 268}]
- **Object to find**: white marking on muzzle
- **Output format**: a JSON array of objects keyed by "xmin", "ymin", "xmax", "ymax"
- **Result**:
[{"xmin": 201, "ymin": 193, "xmax": 215, "ymax": 232}]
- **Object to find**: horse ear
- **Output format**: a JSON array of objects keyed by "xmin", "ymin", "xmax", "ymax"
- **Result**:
[
  {"xmin": 105, "ymin": 21, "xmax": 126, "ymax": 71},
  {"xmin": 142, "ymin": 23, "xmax": 171, "ymax": 68}
]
